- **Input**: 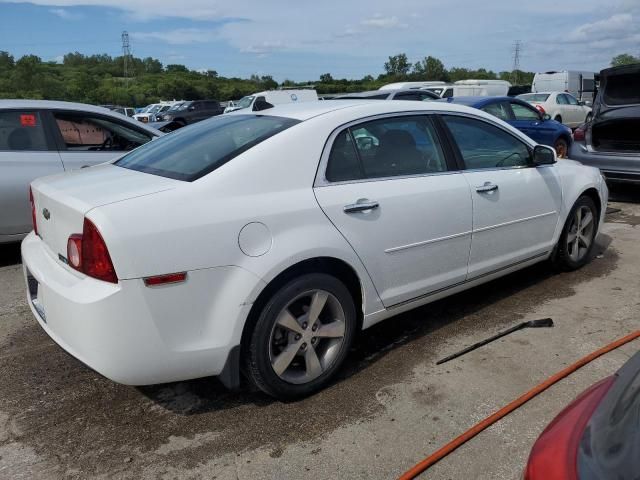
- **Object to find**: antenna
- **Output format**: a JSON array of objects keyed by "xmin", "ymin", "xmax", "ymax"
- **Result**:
[
  {"xmin": 121, "ymin": 31, "xmax": 131, "ymax": 87},
  {"xmin": 512, "ymin": 40, "xmax": 521, "ymax": 85}
]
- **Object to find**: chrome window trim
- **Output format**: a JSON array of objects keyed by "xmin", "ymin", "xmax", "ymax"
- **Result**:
[
  {"xmin": 314, "ymin": 111, "xmax": 459, "ymax": 188},
  {"xmin": 314, "ymin": 109, "xmax": 542, "ymax": 188}
]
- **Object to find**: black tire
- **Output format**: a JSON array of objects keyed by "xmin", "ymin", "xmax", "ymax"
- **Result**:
[
  {"xmin": 552, "ymin": 196, "xmax": 598, "ymax": 271},
  {"xmin": 245, "ymin": 273, "xmax": 357, "ymax": 400},
  {"xmin": 586, "ymin": 113, "xmax": 593, "ymax": 123},
  {"xmin": 554, "ymin": 138, "xmax": 569, "ymax": 158},
  {"xmin": 554, "ymin": 115, "xmax": 562, "ymax": 123}
]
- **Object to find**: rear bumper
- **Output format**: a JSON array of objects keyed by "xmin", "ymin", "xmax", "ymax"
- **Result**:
[
  {"xmin": 21, "ymin": 232, "xmax": 264, "ymax": 386},
  {"xmin": 569, "ymin": 142, "xmax": 640, "ymax": 184}
]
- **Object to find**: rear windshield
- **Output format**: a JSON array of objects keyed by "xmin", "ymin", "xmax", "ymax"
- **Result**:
[
  {"xmin": 518, "ymin": 93, "xmax": 550, "ymax": 102},
  {"xmin": 603, "ymin": 73, "xmax": 640, "ymax": 105},
  {"xmin": 115, "ymin": 114, "xmax": 299, "ymax": 181}
]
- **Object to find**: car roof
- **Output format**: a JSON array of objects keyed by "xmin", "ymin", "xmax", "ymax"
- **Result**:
[
  {"xmin": 252, "ymin": 99, "xmax": 509, "ymax": 121},
  {"xmin": 0, "ymin": 99, "xmax": 162, "ymax": 135}
]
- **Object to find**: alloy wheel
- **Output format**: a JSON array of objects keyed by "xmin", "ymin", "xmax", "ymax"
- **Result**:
[
  {"xmin": 566, "ymin": 205, "xmax": 595, "ymax": 262},
  {"xmin": 268, "ymin": 289, "xmax": 346, "ymax": 384}
]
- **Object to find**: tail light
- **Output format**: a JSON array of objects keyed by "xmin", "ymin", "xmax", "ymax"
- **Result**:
[
  {"xmin": 574, "ymin": 125, "xmax": 586, "ymax": 142},
  {"xmin": 535, "ymin": 104, "xmax": 546, "ymax": 115},
  {"xmin": 66, "ymin": 218, "xmax": 118, "ymax": 283},
  {"xmin": 524, "ymin": 376, "xmax": 615, "ymax": 480},
  {"xmin": 29, "ymin": 186, "xmax": 38, "ymax": 236}
]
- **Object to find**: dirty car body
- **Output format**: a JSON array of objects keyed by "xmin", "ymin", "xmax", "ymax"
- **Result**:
[
  {"xmin": 569, "ymin": 64, "xmax": 640, "ymax": 184},
  {"xmin": 22, "ymin": 100, "xmax": 608, "ymax": 398}
]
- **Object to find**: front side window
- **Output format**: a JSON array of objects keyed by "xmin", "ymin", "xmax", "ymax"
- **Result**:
[
  {"xmin": 116, "ymin": 114, "xmax": 299, "ymax": 181},
  {"xmin": 53, "ymin": 112, "xmax": 152, "ymax": 152},
  {"xmin": 326, "ymin": 115, "xmax": 447, "ymax": 181},
  {"xmin": 443, "ymin": 115, "xmax": 531, "ymax": 169},
  {"xmin": 481, "ymin": 102, "xmax": 511, "ymax": 121},
  {"xmin": 510, "ymin": 102, "xmax": 540, "ymax": 121},
  {"xmin": 0, "ymin": 111, "xmax": 48, "ymax": 151},
  {"xmin": 565, "ymin": 94, "xmax": 579, "ymax": 105}
]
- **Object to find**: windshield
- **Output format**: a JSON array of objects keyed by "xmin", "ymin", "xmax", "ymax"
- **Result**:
[
  {"xmin": 169, "ymin": 102, "xmax": 191, "ymax": 112},
  {"xmin": 234, "ymin": 96, "xmax": 255, "ymax": 110},
  {"xmin": 518, "ymin": 93, "xmax": 550, "ymax": 102},
  {"xmin": 115, "ymin": 114, "xmax": 299, "ymax": 181}
]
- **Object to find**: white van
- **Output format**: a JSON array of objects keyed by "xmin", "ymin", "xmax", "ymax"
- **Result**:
[
  {"xmin": 224, "ymin": 90, "xmax": 318, "ymax": 113},
  {"xmin": 532, "ymin": 71, "xmax": 596, "ymax": 104},
  {"xmin": 379, "ymin": 81, "xmax": 447, "ymax": 91},
  {"xmin": 424, "ymin": 80, "xmax": 511, "ymax": 98}
]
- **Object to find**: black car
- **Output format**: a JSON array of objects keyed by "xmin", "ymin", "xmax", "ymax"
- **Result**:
[
  {"xmin": 161, "ymin": 100, "xmax": 224, "ymax": 126},
  {"xmin": 525, "ymin": 349, "xmax": 640, "ymax": 479},
  {"xmin": 570, "ymin": 64, "xmax": 640, "ymax": 184},
  {"xmin": 333, "ymin": 89, "xmax": 439, "ymax": 101}
]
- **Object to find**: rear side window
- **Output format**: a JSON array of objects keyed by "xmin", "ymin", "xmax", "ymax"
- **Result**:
[
  {"xmin": 556, "ymin": 94, "xmax": 569, "ymax": 105},
  {"xmin": 443, "ymin": 115, "xmax": 531, "ymax": 169},
  {"xmin": 326, "ymin": 115, "xmax": 447, "ymax": 181},
  {"xmin": 0, "ymin": 111, "xmax": 48, "ymax": 151},
  {"xmin": 481, "ymin": 102, "xmax": 511, "ymax": 121},
  {"xmin": 603, "ymin": 72, "xmax": 640, "ymax": 105},
  {"xmin": 116, "ymin": 114, "xmax": 299, "ymax": 181}
]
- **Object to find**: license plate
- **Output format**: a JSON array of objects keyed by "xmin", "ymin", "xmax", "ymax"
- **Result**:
[{"xmin": 26, "ymin": 271, "xmax": 46, "ymax": 322}]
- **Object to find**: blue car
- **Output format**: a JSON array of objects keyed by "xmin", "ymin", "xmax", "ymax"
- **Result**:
[{"xmin": 440, "ymin": 96, "xmax": 573, "ymax": 158}]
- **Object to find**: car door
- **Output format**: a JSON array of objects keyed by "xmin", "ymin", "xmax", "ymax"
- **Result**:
[
  {"xmin": 49, "ymin": 110, "xmax": 155, "ymax": 170},
  {"xmin": 563, "ymin": 94, "xmax": 584, "ymax": 127},
  {"xmin": 508, "ymin": 101, "xmax": 557, "ymax": 147},
  {"xmin": 0, "ymin": 109, "xmax": 64, "ymax": 236},
  {"xmin": 440, "ymin": 114, "xmax": 562, "ymax": 278},
  {"xmin": 314, "ymin": 114, "xmax": 473, "ymax": 307}
]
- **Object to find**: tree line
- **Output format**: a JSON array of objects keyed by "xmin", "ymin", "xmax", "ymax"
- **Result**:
[{"xmin": 0, "ymin": 50, "xmax": 636, "ymax": 107}]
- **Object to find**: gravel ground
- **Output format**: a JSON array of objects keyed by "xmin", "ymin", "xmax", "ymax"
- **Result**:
[{"xmin": 0, "ymin": 185, "xmax": 639, "ymax": 480}]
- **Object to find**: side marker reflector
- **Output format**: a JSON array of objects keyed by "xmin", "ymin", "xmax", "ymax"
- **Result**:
[{"xmin": 144, "ymin": 272, "xmax": 187, "ymax": 287}]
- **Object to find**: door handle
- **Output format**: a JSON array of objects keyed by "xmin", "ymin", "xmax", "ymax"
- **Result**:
[
  {"xmin": 343, "ymin": 200, "xmax": 379, "ymax": 213},
  {"xmin": 475, "ymin": 182, "xmax": 498, "ymax": 193}
]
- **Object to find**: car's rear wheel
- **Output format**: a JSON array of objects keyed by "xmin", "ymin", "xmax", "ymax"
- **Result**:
[
  {"xmin": 245, "ymin": 273, "xmax": 356, "ymax": 400},
  {"xmin": 554, "ymin": 115, "xmax": 562, "ymax": 123},
  {"xmin": 586, "ymin": 113, "xmax": 592, "ymax": 123},
  {"xmin": 554, "ymin": 138, "xmax": 569, "ymax": 158},
  {"xmin": 552, "ymin": 196, "xmax": 598, "ymax": 271}
]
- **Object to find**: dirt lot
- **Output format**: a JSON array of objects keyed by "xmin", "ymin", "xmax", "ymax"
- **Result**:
[{"xmin": 1, "ymin": 186, "xmax": 639, "ymax": 480}]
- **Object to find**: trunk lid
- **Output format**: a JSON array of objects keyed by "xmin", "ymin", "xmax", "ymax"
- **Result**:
[
  {"xmin": 590, "ymin": 64, "xmax": 640, "ymax": 153},
  {"xmin": 31, "ymin": 164, "xmax": 179, "ymax": 262}
]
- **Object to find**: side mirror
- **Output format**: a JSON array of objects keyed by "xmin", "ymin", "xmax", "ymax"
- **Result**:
[
  {"xmin": 532, "ymin": 145, "xmax": 557, "ymax": 165},
  {"xmin": 577, "ymin": 100, "xmax": 585, "ymax": 106}
]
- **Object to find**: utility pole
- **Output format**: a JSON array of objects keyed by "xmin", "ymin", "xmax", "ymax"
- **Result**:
[
  {"xmin": 512, "ymin": 40, "xmax": 521, "ymax": 85},
  {"xmin": 121, "ymin": 31, "xmax": 131, "ymax": 87}
]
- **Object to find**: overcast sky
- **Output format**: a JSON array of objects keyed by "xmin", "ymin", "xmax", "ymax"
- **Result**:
[{"xmin": 1, "ymin": 0, "xmax": 639, "ymax": 80}]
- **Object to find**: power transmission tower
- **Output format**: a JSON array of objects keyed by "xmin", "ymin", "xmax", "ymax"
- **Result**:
[
  {"xmin": 121, "ymin": 31, "xmax": 131, "ymax": 87},
  {"xmin": 512, "ymin": 40, "xmax": 521, "ymax": 85}
]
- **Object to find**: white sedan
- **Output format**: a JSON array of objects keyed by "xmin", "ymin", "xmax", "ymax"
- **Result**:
[
  {"xmin": 22, "ymin": 100, "xmax": 607, "ymax": 399},
  {"xmin": 517, "ymin": 92, "xmax": 592, "ymax": 128}
]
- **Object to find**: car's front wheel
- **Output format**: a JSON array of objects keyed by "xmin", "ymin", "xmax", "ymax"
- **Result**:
[
  {"xmin": 554, "ymin": 138, "xmax": 569, "ymax": 158},
  {"xmin": 552, "ymin": 196, "xmax": 598, "ymax": 271},
  {"xmin": 245, "ymin": 273, "xmax": 356, "ymax": 400}
]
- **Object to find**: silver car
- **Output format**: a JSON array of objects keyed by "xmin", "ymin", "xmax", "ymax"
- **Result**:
[{"xmin": 0, "ymin": 100, "xmax": 161, "ymax": 243}]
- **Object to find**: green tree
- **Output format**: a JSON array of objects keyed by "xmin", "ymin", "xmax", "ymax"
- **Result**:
[
  {"xmin": 320, "ymin": 73, "xmax": 333, "ymax": 83},
  {"xmin": 384, "ymin": 53, "xmax": 412, "ymax": 77},
  {"xmin": 611, "ymin": 53, "xmax": 639, "ymax": 67},
  {"xmin": 0, "ymin": 51, "xmax": 15, "ymax": 72},
  {"xmin": 412, "ymin": 56, "xmax": 448, "ymax": 81}
]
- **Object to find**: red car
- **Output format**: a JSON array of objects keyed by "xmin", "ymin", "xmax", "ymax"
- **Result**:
[{"xmin": 525, "ymin": 350, "xmax": 640, "ymax": 479}]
